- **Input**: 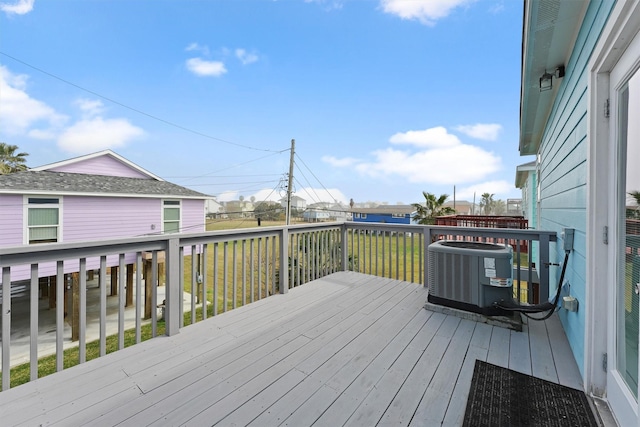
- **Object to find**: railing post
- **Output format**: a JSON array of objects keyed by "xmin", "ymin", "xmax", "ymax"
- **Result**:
[
  {"xmin": 423, "ymin": 226, "xmax": 434, "ymax": 288},
  {"xmin": 2, "ymin": 266, "xmax": 11, "ymax": 391},
  {"xmin": 539, "ymin": 232, "xmax": 551, "ymax": 303},
  {"xmin": 341, "ymin": 223, "xmax": 349, "ymax": 271},
  {"xmin": 280, "ymin": 227, "xmax": 289, "ymax": 294},
  {"xmin": 165, "ymin": 237, "xmax": 180, "ymax": 336}
]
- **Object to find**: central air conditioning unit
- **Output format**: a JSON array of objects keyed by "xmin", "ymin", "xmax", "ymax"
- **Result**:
[{"xmin": 427, "ymin": 240, "xmax": 513, "ymax": 315}]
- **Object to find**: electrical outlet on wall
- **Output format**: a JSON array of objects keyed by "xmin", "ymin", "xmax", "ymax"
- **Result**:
[{"xmin": 563, "ymin": 296, "xmax": 579, "ymax": 312}]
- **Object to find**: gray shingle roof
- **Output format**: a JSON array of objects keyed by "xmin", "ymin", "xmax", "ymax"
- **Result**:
[{"xmin": 0, "ymin": 171, "xmax": 209, "ymax": 198}]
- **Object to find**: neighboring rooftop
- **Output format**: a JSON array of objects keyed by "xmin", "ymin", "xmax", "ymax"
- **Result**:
[
  {"xmin": 350, "ymin": 204, "xmax": 416, "ymax": 215},
  {"xmin": 0, "ymin": 170, "xmax": 209, "ymax": 199}
]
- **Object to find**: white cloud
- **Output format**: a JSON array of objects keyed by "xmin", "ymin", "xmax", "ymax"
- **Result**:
[
  {"xmin": 488, "ymin": 2, "xmax": 505, "ymax": 14},
  {"xmin": 380, "ymin": 0, "xmax": 474, "ymax": 26},
  {"xmin": 217, "ymin": 190, "xmax": 240, "ymax": 202},
  {"xmin": 295, "ymin": 187, "xmax": 348, "ymax": 204},
  {"xmin": 28, "ymin": 129, "xmax": 57, "ymax": 140},
  {"xmin": 455, "ymin": 123, "xmax": 502, "ymax": 141},
  {"xmin": 321, "ymin": 155, "xmax": 360, "ymax": 167},
  {"xmin": 455, "ymin": 180, "xmax": 517, "ymax": 200},
  {"xmin": 0, "ymin": 66, "xmax": 145, "ymax": 153},
  {"xmin": 327, "ymin": 126, "xmax": 501, "ymax": 185},
  {"xmin": 235, "ymin": 49, "xmax": 259, "ymax": 65},
  {"xmin": 185, "ymin": 43, "xmax": 210, "ymax": 55},
  {"xmin": 0, "ymin": 65, "xmax": 66, "ymax": 136},
  {"xmin": 57, "ymin": 117, "xmax": 144, "ymax": 153},
  {"xmin": 246, "ymin": 187, "xmax": 347, "ymax": 204},
  {"xmin": 389, "ymin": 126, "xmax": 460, "ymax": 148},
  {"xmin": 0, "ymin": 0, "xmax": 34, "ymax": 15},
  {"xmin": 186, "ymin": 57, "xmax": 227, "ymax": 77},
  {"xmin": 75, "ymin": 98, "xmax": 105, "ymax": 118},
  {"xmin": 354, "ymin": 145, "xmax": 500, "ymax": 184},
  {"xmin": 305, "ymin": 0, "xmax": 344, "ymax": 11}
]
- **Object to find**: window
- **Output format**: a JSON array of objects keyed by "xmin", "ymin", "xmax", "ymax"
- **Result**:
[
  {"xmin": 27, "ymin": 197, "xmax": 60, "ymax": 244},
  {"xmin": 361, "ymin": 213, "xmax": 367, "ymax": 219},
  {"xmin": 392, "ymin": 213, "xmax": 406, "ymax": 218},
  {"xmin": 163, "ymin": 200, "xmax": 181, "ymax": 233}
]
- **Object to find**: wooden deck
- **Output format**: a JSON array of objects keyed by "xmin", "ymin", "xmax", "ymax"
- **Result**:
[{"xmin": 0, "ymin": 272, "xmax": 584, "ymax": 426}]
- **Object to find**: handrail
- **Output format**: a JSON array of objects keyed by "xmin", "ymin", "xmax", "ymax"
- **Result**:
[{"xmin": 0, "ymin": 221, "xmax": 557, "ymax": 390}]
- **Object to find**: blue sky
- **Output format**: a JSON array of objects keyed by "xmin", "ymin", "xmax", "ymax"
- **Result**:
[{"xmin": 0, "ymin": 0, "xmax": 531, "ymax": 206}]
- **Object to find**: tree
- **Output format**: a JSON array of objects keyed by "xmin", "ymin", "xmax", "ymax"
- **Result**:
[
  {"xmin": 411, "ymin": 192, "xmax": 456, "ymax": 225},
  {"xmin": 479, "ymin": 193, "xmax": 495, "ymax": 215},
  {"xmin": 629, "ymin": 191, "xmax": 640, "ymax": 219},
  {"xmin": 0, "ymin": 143, "xmax": 28, "ymax": 174},
  {"xmin": 493, "ymin": 199, "xmax": 506, "ymax": 215},
  {"xmin": 254, "ymin": 201, "xmax": 282, "ymax": 221}
]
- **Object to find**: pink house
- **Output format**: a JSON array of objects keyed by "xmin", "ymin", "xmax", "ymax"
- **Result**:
[{"xmin": 0, "ymin": 150, "xmax": 208, "ymax": 284}]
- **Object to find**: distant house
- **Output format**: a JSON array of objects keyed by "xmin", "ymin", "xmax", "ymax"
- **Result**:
[
  {"xmin": 224, "ymin": 200, "xmax": 254, "ymax": 218},
  {"xmin": 303, "ymin": 209, "xmax": 330, "ymax": 222},
  {"xmin": 305, "ymin": 202, "xmax": 351, "ymax": 222},
  {"xmin": 442, "ymin": 200, "xmax": 475, "ymax": 215},
  {"xmin": 205, "ymin": 198, "xmax": 225, "ymax": 219},
  {"xmin": 279, "ymin": 195, "xmax": 306, "ymax": 212},
  {"xmin": 327, "ymin": 203, "xmax": 351, "ymax": 221},
  {"xmin": 515, "ymin": 160, "xmax": 537, "ymax": 227},
  {"xmin": 351, "ymin": 205, "xmax": 415, "ymax": 225},
  {"xmin": 0, "ymin": 150, "xmax": 208, "ymax": 282}
]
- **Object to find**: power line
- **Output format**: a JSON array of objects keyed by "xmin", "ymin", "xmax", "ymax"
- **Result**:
[
  {"xmin": 0, "ymin": 51, "xmax": 285, "ymax": 153},
  {"xmin": 293, "ymin": 176, "xmax": 322, "ymax": 205},
  {"xmin": 164, "ymin": 173, "xmax": 282, "ymax": 179},
  {"xmin": 294, "ymin": 153, "xmax": 339, "ymax": 203},
  {"xmin": 176, "ymin": 151, "xmax": 288, "ymax": 183},
  {"xmin": 182, "ymin": 179, "xmax": 280, "ymax": 187}
]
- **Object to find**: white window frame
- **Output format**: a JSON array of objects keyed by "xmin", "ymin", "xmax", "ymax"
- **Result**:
[
  {"xmin": 586, "ymin": 2, "xmax": 640, "ymax": 420},
  {"xmin": 24, "ymin": 195, "xmax": 62, "ymax": 244},
  {"xmin": 162, "ymin": 199, "xmax": 181, "ymax": 234}
]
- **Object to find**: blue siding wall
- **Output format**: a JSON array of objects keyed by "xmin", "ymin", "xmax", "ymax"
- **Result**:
[
  {"xmin": 537, "ymin": 1, "xmax": 614, "ymax": 377},
  {"xmin": 352, "ymin": 214, "xmax": 410, "ymax": 224}
]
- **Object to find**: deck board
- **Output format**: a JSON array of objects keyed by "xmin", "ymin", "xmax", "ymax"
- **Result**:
[
  {"xmin": 509, "ymin": 323, "xmax": 532, "ymax": 375},
  {"xmin": 0, "ymin": 272, "xmax": 585, "ymax": 426},
  {"xmin": 410, "ymin": 319, "xmax": 477, "ymax": 426},
  {"xmin": 528, "ymin": 314, "xmax": 559, "ymax": 383}
]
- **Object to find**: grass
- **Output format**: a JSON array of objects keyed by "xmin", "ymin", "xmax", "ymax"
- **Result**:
[
  {"xmin": 205, "ymin": 218, "xmax": 303, "ymax": 231},
  {"xmin": 3, "ymin": 319, "xmax": 165, "ymax": 390},
  {"xmin": 348, "ymin": 231, "xmax": 424, "ymax": 282},
  {"xmin": 2, "ymin": 301, "xmax": 230, "ymax": 391}
]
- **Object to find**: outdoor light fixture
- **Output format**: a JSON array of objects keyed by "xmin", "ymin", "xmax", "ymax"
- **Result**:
[
  {"xmin": 540, "ymin": 71, "xmax": 553, "ymax": 92},
  {"xmin": 539, "ymin": 65, "xmax": 565, "ymax": 92}
]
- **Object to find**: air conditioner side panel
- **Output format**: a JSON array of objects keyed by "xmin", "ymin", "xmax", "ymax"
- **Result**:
[{"xmin": 428, "ymin": 250, "xmax": 478, "ymax": 306}]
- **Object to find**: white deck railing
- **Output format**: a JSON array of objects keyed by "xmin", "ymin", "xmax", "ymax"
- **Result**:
[{"xmin": 0, "ymin": 222, "xmax": 557, "ymax": 390}]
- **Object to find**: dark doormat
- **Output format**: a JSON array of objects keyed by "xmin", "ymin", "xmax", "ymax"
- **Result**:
[{"xmin": 463, "ymin": 360, "xmax": 598, "ymax": 427}]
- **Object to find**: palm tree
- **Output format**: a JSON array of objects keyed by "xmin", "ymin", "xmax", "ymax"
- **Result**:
[
  {"xmin": 629, "ymin": 191, "xmax": 640, "ymax": 219},
  {"xmin": 0, "ymin": 143, "xmax": 28, "ymax": 174},
  {"xmin": 493, "ymin": 199, "xmax": 506, "ymax": 215},
  {"xmin": 412, "ymin": 191, "xmax": 456, "ymax": 225},
  {"xmin": 479, "ymin": 193, "xmax": 495, "ymax": 215}
]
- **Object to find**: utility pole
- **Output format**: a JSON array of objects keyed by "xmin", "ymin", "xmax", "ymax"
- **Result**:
[
  {"xmin": 286, "ymin": 139, "xmax": 295, "ymax": 225},
  {"xmin": 453, "ymin": 185, "xmax": 456, "ymax": 213}
]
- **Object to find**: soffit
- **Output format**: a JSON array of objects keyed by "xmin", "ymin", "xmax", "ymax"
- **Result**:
[{"xmin": 520, "ymin": 0, "xmax": 587, "ymax": 155}]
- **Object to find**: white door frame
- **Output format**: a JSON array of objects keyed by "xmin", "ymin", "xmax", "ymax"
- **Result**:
[{"xmin": 587, "ymin": 1, "xmax": 640, "ymax": 425}]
